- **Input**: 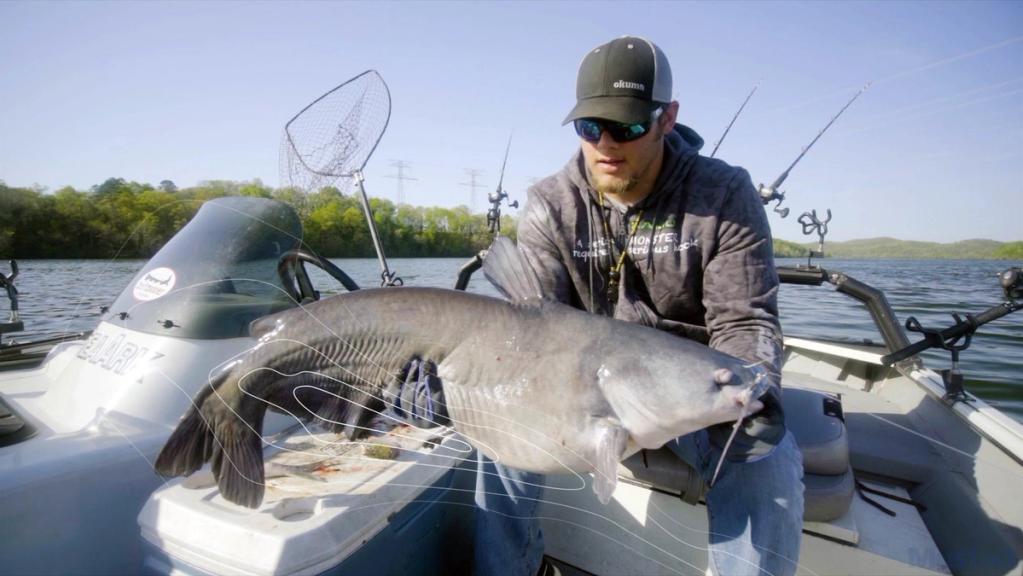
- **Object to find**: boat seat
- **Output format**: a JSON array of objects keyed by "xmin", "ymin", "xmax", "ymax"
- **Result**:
[{"xmin": 618, "ymin": 388, "xmax": 855, "ymax": 522}]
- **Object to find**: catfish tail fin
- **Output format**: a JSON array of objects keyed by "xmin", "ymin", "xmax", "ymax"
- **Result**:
[
  {"xmin": 209, "ymin": 412, "xmax": 267, "ymax": 509},
  {"xmin": 154, "ymin": 369, "xmax": 228, "ymax": 478},
  {"xmin": 154, "ymin": 406, "xmax": 214, "ymax": 478}
]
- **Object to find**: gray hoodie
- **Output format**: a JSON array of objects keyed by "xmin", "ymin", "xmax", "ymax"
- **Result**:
[{"xmin": 517, "ymin": 124, "xmax": 785, "ymax": 455}]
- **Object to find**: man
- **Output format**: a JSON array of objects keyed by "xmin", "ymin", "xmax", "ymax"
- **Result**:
[{"xmin": 509, "ymin": 36, "xmax": 805, "ymax": 576}]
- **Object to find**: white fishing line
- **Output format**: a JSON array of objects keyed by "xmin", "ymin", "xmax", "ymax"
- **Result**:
[
  {"xmin": 106, "ymin": 293, "xmax": 790, "ymax": 575},
  {"xmin": 645, "ymin": 498, "xmax": 820, "ymax": 576},
  {"xmin": 842, "ymin": 85, "xmax": 1023, "ymax": 136},
  {"xmin": 94, "ymin": 395, "xmax": 178, "ymax": 496},
  {"xmin": 769, "ymin": 34, "xmax": 1023, "ymax": 114},
  {"xmin": 236, "ymin": 287, "xmax": 624, "ymax": 485},
  {"xmin": 157, "ymin": 327, "xmax": 578, "ymax": 493},
  {"xmin": 865, "ymin": 412, "xmax": 1023, "ymax": 479},
  {"xmin": 257, "ymin": 495, "xmax": 695, "ymax": 576},
  {"xmin": 60, "ymin": 198, "xmax": 307, "ymax": 339},
  {"xmin": 148, "ymin": 276, "xmax": 783, "ymax": 506}
]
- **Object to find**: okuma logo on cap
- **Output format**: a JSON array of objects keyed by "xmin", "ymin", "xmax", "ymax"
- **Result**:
[{"xmin": 613, "ymin": 80, "xmax": 645, "ymax": 91}]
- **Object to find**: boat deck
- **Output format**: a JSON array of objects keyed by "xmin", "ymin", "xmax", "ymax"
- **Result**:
[
  {"xmin": 541, "ymin": 360, "xmax": 967, "ymax": 575},
  {"xmin": 782, "ymin": 343, "xmax": 1023, "ymax": 575},
  {"xmin": 783, "ymin": 371, "xmax": 951, "ymax": 575},
  {"xmin": 783, "ymin": 371, "xmax": 944, "ymax": 484}
]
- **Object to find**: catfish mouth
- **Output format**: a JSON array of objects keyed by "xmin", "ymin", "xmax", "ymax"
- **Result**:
[
  {"xmin": 609, "ymin": 364, "xmax": 770, "ymax": 450},
  {"xmin": 715, "ymin": 364, "xmax": 770, "ymax": 394},
  {"xmin": 736, "ymin": 364, "xmax": 772, "ymax": 400}
]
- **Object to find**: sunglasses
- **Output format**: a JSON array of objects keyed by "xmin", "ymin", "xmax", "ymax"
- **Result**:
[{"xmin": 574, "ymin": 107, "xmax": 664, "ymax": 143}]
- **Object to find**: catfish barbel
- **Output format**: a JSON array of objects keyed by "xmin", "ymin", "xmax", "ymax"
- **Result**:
[{"xmin": 155, "ymin": 238, "xmax": 774, "ymax": 508}]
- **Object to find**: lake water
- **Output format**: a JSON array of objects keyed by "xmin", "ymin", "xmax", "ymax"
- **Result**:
[{"xmin": 3, "ymin": 257, "xmax": 1021, "ymax": 422}]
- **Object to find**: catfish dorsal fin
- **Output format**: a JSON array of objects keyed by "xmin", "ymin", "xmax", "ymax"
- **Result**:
[{"xmin": 482, "ymin": 236, "xmax": 547, "ymax": 302}]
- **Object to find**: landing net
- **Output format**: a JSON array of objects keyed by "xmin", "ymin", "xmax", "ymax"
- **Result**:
[{"xmin": 279, "ymin": 70, "xmax": 391, "ymax": 193}]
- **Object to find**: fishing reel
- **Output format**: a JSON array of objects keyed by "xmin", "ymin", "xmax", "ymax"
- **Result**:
[
  {"xmin": 1, "ymin": 260, "xmax": 19, "ymax": 323},
  {"xmin": 757, "ymin": 85, "xmax": 869, "ymax": 221},
  {"xmin": 758, "ymin": 184, "xmax": 789, "ymax": 218},
  {"xmin": 1, "ymin": 260, "xmax": 23, "ymax": 343},
  {"xmin": 487, "ymin": 135, "xmax": 517, "ymax": 236},
  {"xmin": 1000, "ymin": 267, "xmax": 1023, "ymax": 302},
  {"xmin": 487, "ymin": 188, "xmax": 518, "ymax": 235}
]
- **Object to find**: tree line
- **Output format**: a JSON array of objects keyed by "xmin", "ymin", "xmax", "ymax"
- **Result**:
[
  {"xmin": 7, "ymin": 178, "xmax": 1012, "ymax": 261},
  {"xmin": 0, "ymin": 178, "xmax": 509, "ymax": 259}
]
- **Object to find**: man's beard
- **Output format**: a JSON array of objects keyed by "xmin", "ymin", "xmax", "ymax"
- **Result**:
[
  {"xmin": 585, "ymin": 134, "xmax": 662, "ymax": 198},
  {"xmin": 587, "ymin": 168, "xmax": 640, "ymax": 197}
]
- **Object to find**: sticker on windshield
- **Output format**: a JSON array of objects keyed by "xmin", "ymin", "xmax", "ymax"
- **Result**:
[{"xmin": 133, "ymin": 267, "xmax": 177, "ymax": 301}]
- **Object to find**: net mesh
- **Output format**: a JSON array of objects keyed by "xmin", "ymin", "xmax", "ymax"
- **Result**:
[{"xmin": 279, "ymin": 70, "xmax": 391, "ymax": 193}]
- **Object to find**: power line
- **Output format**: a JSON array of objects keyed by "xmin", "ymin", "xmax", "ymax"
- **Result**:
[
  {"xmin": 460, "ymin": 169, "xmax": 486, "ymax": 212},
  {"xmin": 386, "ymin": 159, "xmax": 418, "ymax": 204}
]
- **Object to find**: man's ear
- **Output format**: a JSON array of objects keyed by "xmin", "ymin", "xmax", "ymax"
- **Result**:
[
  {"xmin": 662, "ymin": 101, "xmax": 680, "ymax": 130},
  {"xmin": 655, "ymin": 101, "xmax": 679, "ymax": 138}
]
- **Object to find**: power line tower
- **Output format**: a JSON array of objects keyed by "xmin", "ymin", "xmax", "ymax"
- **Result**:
[
  {"xmin": 386, "ymin": 160, "xmax": 418, "ymax": 204},
  {"xmin": 460, "ymin": 169, "xmax": 486, "ymax": 213}
]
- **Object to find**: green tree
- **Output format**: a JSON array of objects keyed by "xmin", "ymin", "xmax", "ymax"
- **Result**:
[
  {"xmin": 238, "ymin": 180, "xmax": 272, "ymax": 199},
  {"xmin": 994, "ymin": 242, "xmax": 1023, "ymax": 260},
  {"xmin": 0, "ymin": 178, "xmax": 519, "ymax": 259},
  {"xmin": 773, "ymin": 238, "xmax": 809, "ymax": 258}
]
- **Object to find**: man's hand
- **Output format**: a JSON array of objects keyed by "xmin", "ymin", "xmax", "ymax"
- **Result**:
[
  {"xmin": 383, "ymin": 358, "xmax": 450, "ymax": 428},
  {"xmin": 708, "ymin": 384, "xmax": 785, "ymax": 461}
]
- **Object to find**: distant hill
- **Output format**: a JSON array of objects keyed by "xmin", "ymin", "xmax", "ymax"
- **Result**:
[
  {"xmin": 769, "ymin": 237, "xmax": 1021, "ymax": 259},
  {"xmin": 773, "ymin": 238, "xmax": 809, "ymax": 258}
]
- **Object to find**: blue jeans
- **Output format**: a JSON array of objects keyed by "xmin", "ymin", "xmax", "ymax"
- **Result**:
[
  {"xmin": 474, "ymin": 453, "xmax": 545, "ymax": 576},
  {"xmin": 669, "ymin": 429, "xmax": 805, "ymax": 576},
  {"xmin": 474, "ymin": 431, "xmax": 803, "ymax": 576}
]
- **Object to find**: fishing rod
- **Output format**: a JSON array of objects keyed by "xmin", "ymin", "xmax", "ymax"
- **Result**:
[
  {"xmin": 759, "ymin": 83, "xmax": 871, "ymax": 218},
  {"xmin": 456, "ymin": 134, "xmax": 519, "ymax": 290},
  {"xmin": 710, "ymin": 82, "xmax": 759, "ymax": 159},
  {"xmin": 486, "ymin": 133, "xmax": 519, "ymax": 235}
]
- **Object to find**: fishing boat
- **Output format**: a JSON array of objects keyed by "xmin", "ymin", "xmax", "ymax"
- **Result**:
[
  {"xmin": 2, "ymin": 194, "xmax": 1020, "ymax": 576},
  {"xmin": 4, "ymin": 68, "xmax": 1021, "ymax": 575},
  {"xmin": 0, "ymin": 197, "xmax": 336, "ymax": 575}
]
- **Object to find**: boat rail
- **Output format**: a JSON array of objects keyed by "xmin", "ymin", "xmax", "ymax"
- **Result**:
[
  {"xmin": 778, "ymin": 266, "xmax": 912, "ymax": 360},
  {"xmin": 777, "ymin": 264, "xmax": 1023, "ymax": 464}
]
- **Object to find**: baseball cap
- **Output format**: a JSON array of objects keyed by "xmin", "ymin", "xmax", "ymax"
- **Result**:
[{"xmin": 563, "ymin": 36, "xmax": 672, "ymax": 126}]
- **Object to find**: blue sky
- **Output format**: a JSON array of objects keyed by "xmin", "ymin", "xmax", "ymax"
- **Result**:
[{"xmin": 2, "ymin": 1, "xmax": 1020, "ymax": 242}]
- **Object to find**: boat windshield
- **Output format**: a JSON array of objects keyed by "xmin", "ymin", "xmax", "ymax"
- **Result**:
[{"xmin": 104, "ymin": 197, "xmax": 302, "ymax": 339}]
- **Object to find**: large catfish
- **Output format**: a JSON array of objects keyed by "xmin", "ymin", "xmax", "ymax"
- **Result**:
[{"xmin": 155, "ymin": 237, "xmax": 773, "ymax": 508}]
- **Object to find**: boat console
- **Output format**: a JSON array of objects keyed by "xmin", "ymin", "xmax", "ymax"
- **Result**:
[{"xmin": 0, "ymin": 197, "xmax": 335, "ymax": 575}]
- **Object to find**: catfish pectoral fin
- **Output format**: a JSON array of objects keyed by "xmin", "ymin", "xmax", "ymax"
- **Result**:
[{"xmin": 591, "ymin": 420, "xmax": 629, "ymax": 505}]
